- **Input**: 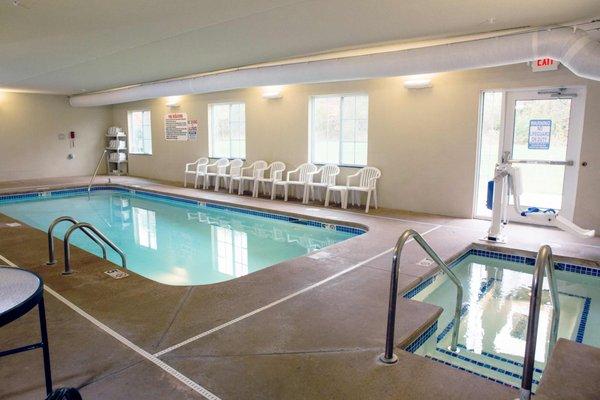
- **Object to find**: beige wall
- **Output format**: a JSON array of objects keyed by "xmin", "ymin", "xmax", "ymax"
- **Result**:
[
  {"xmin": 112, "ymin": 64, "xmax": 599, "ymax": 232},
  {"xmin": 0, "ymin": 92, "xmax": 112, "ymax": 181}
]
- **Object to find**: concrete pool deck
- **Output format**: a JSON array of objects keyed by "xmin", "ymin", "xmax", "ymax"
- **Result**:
[{"xmin": 0, "ymin": 175, "xmax": 599, "ymax": 399}]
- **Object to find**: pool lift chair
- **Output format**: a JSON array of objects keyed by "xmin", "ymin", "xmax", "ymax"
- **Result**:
[{"xmin": 485, "ymin": 152, "xmax": 595, "ymax": 243}]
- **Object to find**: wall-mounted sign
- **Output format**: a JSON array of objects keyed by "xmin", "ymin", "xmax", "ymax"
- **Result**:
[
  {"xmin": 528, "ymin": 119, "xmax": 552, "ymax": 150},
  {"xmin": 532, "ymin": 58, "xmax": 560, "ymax": 72},
  {"xmin": 165, "ymin": 113, "xmax": 188, "ymax": 141},
  {"xmin": 188, "ymin": 119, "xmax": 198, "ymax": 140}
]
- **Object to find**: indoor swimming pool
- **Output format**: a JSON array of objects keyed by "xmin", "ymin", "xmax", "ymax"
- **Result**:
[
  {"xmin": 0, "ymin": 187, "xmax": 361, "ymax": 285},
  {"xmin": 407, "ymin": 250, "xmax": 599, "ymax": 390}
]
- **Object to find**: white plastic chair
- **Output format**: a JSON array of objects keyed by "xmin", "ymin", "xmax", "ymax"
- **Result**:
[
  {"xmin": 203, "ymin": 158, "xmax": 230, "ymax": 190},
  {"xmin": 304, "ymin": 164, "xmax": 340, "ymax": 204},
  {"xmin": 253, "ymin": 161, "xmax": 285, "ymax": 198},
  {"xmin": 272, "ymin": 163, "xmax": 317, "ymax": 201},
  {"xmin": 183, "ymin": 158, "xmax": 208, "ymax": 188},
  {"xmin": 230, "ymin": 160, "xmax": 268, "ymax": 195},
  {"xmin": 214, "ymin": 159, "xmax": 243, "ymax": 192},
  {"xmin": 325, "ymin": 167, "xmax": 381, "ymax": 213}
]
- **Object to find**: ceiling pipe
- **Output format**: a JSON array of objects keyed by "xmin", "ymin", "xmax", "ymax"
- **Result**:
[{"xmin": 70, "ymin": 27, "xmax": 600, "ymax": 107}]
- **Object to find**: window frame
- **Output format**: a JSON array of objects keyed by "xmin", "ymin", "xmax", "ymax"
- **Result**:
[
  {"xmin": 308, "ymin": 93, "xmax": 369, "ymax": 167},
  {"xmin": 208, "ymin": 101, "xmax": 246, "ymax": 159},
  {"xmin": 127, "ymin": 109, "xmax": 153, "ymax": 155}
]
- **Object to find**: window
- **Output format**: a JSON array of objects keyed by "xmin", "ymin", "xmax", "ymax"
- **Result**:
[
  {"xmin": 309, "ymin": 94, "xmax": 368, "ymax": 166},
  {"xmin": 208, "ymin": 102, "xmax": 246, "ymax": 158},
  {"xmin": 475, "ymin": 91, "xmax": 503, "ymax": 217},
  {"xmin": 127, "ymin": 110, "xmax": 152, "ymax": 154}
]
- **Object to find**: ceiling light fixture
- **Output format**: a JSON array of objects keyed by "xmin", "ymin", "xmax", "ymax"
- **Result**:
[
  {"xmin": 262, "ymin": 86, "xmax": 283, "ymax": 99},
  {"xmin": 165, "ymin": 96, "xmax": 181, "ymax": 107},
  {"xmin": 403, "ymin": 75, "xmax": 433, "ymax": 89}
]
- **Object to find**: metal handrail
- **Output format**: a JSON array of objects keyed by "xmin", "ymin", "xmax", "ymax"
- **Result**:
[
  {"xmin": 46, "ymin": 216, "xmax": 107, "ymax": 265},
  {"xmin": 63, "ymin": 222, "xmax": 126, "ymax": 275},
  {"xmin": 379, "ymin": 229, "xmax": 464, "ymax": 364},
  {"xmin": 518, "ymin": 245, "xmax": 560, "ymax": 400},
  {"xmin": 88, "ymin": 149, "xmax": 107, "ymax": 199}
]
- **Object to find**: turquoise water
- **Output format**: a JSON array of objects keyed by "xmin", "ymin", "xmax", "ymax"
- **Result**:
[
  {"xmin": 0, "ymin": 190, "xmax": 355, "ymax": 285},
  {"xmin": 413, "ymin": 255, "xmax": 599, "ymax": 389}
]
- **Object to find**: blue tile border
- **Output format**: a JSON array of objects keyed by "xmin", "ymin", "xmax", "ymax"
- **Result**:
[
  {"xmin": 0, "ymin": 191, "xmax": 42, "ymax": 203},
  {"xmin": 426, "ymin": 355, "xmax": 520, "ymax": 389},
  {"xmin": 456, "ymin": 344, "xmax": 544, "ymax": 375},
  {"xmin": 404, "ymin": 321, "xmax": 438, "ymax": 353},
  {"xmin": 435, "ymin": 347, "xmax": 540, "ymax": 386},
  {"xmin": 576, "ymin": 297, "xmax": 591, "ymax": 343},
  {"xmin": 404, "ymin": 275, "xmax": 437, "ymax": 299},
  {"xmin": 404, "ymin": 248, "xmax": 599, "ymax": 301},
  {"xmin": 0, "ymin": 185, "xmax": 366, "ymax": 236}
]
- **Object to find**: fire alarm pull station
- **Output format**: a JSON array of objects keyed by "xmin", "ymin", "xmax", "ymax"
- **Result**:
[{"xmin": 70, "ymin": 131, "xmax": 76, "ymax": 148}]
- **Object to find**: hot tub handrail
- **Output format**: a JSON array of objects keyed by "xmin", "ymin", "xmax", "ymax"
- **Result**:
[
  {"xmin": 47, "ymin": 216, "xmax": 107, "ymax": 265},
  {"xmin": 379, "ymin": 229, "xmax": 464, "ymax": 364},
  {"xmin": 63, "ymin": 222, "xmax": 126, "ymax": 275},
  {"xmin": 518, "ymin": 245, "xmax": 560, "ymax": 400}
]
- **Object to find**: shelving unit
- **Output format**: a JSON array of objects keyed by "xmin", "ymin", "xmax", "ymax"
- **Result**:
[{"xmin": 106, "ymin": 126, "xmax": 128, "ymax": 176}]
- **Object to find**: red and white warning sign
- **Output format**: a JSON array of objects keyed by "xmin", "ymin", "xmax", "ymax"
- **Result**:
[{"xmin": 532, "ymin": 58, "xmax": 560, "ymax": 72}]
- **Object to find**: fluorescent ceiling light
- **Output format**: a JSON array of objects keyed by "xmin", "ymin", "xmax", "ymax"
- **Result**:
[
  {"xmin": 403, "ymin": 78, "xmax": 432, "ymax": 89},
  {"xmin": 165, "ymin": 96, "xmax": 181, "ymax": 106},
  {"xmin": 262, "ymin": 86, "xmax": 283, "ymax": 99}
]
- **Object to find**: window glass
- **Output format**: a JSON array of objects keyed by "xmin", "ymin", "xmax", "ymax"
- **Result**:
[
  {"xmin": 475, "ymin": 91, "xmax": 503, "ymax": 217},
  {"xmin": 310, "ymin": 94, "xmax": 368, "ymax": 165},
  {"xmin": 128, "ymin": 110, "xmax": 152, "ymax": 155},
  {"xmin": 209, "ymin": 103, "xmax": 246, "ymax": 158}
]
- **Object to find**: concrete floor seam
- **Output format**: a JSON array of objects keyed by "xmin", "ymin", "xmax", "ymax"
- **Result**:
[
  {"xmin": 162, "ymin": 347, "xmax": 383, "ymax": 360},
  {"xmin": 154, "ymin": 286, "xmax": 196, "ymax": 351}
]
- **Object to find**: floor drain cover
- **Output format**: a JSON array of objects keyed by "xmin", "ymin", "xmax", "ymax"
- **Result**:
[
  {"xmin": 417, "ymin": 258, "xmax": 435, "ymax": 267},
  {"xmin": 104, "ymin": 269, "xmax": 129, "ymax": 279}
]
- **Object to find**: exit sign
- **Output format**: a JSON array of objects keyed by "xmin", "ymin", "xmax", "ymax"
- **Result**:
[{"xmin": 532, "ymin": 58, "xmax": 560, "ymax": 72}]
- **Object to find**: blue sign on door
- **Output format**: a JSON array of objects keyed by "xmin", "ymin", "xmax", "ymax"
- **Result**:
[{"xmin": 528, "ymin": 119, "xmax": 552, "ymax": 150}]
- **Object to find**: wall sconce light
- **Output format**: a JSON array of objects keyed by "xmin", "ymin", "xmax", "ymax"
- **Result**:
[
  {"xmin": 262, "ymin": 86, "xmax": 283, "ymax": 99},
  {"xmin": 403, "ymin": 75, "xmax": 433, "ymax": 89},
  {"xmin": 165, "ymin": 96, "xmax": 181, "ymax": 107}
]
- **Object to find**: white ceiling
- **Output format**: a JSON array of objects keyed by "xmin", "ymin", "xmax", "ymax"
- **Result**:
[{"xmin": 1, "ymin": 0, "xmax": 599, "ymax": 95}]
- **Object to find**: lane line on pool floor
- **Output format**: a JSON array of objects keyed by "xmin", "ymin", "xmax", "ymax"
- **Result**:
[
  {"xmin": 0, "ymin": 253, "xmax": 221, "ymax": 400},
  {"xmin": 153, "ymin": 225, "xmax": 442, "ymax": 357}
]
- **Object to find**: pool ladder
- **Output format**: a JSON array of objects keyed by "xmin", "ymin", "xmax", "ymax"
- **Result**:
[
  {"xmin": 46, "ymin": 216, "xmax": 126, "ymax": 275},
  {"xmin": 518, "ymin": 245, "xmax": 560, "ymax": 400},
  {"xmin": 379, "ymin": 229, "xmax": 464, "ymax": 364}
]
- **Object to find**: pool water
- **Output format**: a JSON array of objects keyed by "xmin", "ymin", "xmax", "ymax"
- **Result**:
[
  {"xmin": 410, "ymin": 254, "xmax": 599, "ymax": 390},
  {"xmin": 0, "ymin": 190, "xmax": 357, "ymax": 285}
]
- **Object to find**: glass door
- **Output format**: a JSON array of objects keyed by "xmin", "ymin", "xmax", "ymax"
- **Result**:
[{"xmin": 503, "ymin": 88, "xmax": 584, "ymax": 222}]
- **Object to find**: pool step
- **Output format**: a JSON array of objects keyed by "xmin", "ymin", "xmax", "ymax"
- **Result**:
[{"xmin": 432, "ymin": 345, "xmax": 543, "ymax": 390}]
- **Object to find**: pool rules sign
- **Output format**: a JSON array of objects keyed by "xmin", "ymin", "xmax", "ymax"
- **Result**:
[{"xmin": 165, "ymin": 113, "xmax": 189, "ymax": 141}]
